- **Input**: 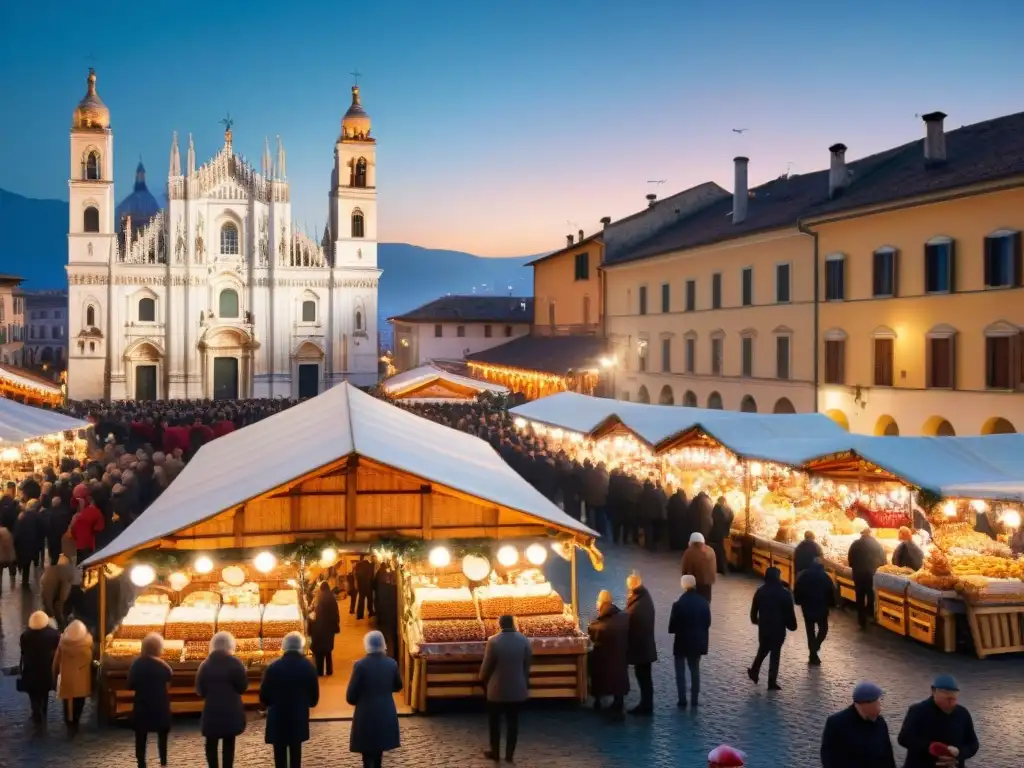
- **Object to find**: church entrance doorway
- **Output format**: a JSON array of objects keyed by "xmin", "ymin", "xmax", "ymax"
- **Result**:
[
  {"xmin": 213, "ymin": 357, "xmax": 239, "ymax": 400},
  {"xmin": 298, "ymin": 364, "xmax": 319, "ymax": 398},
  {"xmin": 135, "ymin": 365, "xmax": 157, "ymax": 401}
]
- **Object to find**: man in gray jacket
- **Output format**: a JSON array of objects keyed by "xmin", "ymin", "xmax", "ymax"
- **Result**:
[{"xmin": 480, "ymin": 614, "xmax": 532, "ymax": 762}]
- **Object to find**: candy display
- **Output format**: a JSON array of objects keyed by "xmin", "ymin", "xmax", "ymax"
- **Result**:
[
  {"xmin": 164, "ymin": 605, "xmax": 218, "ymax": 641},
  {"xmin": 216, "ymin": 604, "xmax": 263, "ymax": 637},
  {"xmin": 415, "ymin": 587, "xmax": 478, "ymax": 620},
  {"xmin": 420, "ymin": 619, "xmax": 486, "ymax": 643},
  {"xmin": 261, "ymin": 601, "xmax": 303, "ymax": 637},
  {"xmin": 516, "ymin": 613, "xmax": 577, "ymax": 638},
  {"xmin": 114, "ymin": 602, "xmax": 170, "ymax": 640}
]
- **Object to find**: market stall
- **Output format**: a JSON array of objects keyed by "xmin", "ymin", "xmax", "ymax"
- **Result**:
[
  {"xmin": 84, "ymin": 383, "xmax": 598, "ymax": 718},
  {"xmin": 381, "ymin": 364, "xmax": 509, "ymax": 403},
  {"xmin": 0, "ymin": 397, "xmax": 90, "ymax": 485},
  {"xmin": 0, "ymin": 362, "xmax": 64, "ymax": 406}
]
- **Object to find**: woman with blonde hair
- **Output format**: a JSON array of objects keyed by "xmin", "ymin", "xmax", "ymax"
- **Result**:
[
  {"xmin": 196, "ymin": 631, "xmax": 248, "ymax": 768},
  {"xmin": 128, "ymin": 632, "xmax": 173, "ymax": 767},
  {"xmin": 19, "ymin": 610, "xmax": 60, "ymax": 724},
  {"xmin": 52, "ymin": 618, "xmax": 94, "ymax": 735}
]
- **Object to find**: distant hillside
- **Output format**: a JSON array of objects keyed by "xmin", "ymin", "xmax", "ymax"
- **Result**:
[{"xmin": 0, "ymin": 189, "xmax": 537, "ymax": 339}]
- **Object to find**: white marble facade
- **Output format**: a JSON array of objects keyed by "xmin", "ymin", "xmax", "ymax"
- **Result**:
[{"xmin": 66, "ymin": 69, "xmax": 381, "ymax": 401}]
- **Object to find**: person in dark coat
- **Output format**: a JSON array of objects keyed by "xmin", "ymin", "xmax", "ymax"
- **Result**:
[
  {"xmin": 688, "ymin": 491, "xmax": 714, "ymax": 542},
  {"xmin": 587, "ymin": 590, "xmax": 630, "ymax": 715},
  {"xmin": 14, "ymin": 505, "xmax": 44, "ymax": 585},
  {"xmin": 557, "ymin": 454, "xmax": 582, "ymax": 520},
  {"xmin": 892, "ymin": 527, "xmax": 925, "ymax": 572},
  {"xmin": 128, "ymin": 633, "xmax": 173, "ymax": 768},
  {"xmin": 353, "ymin": 554, "xmax": 375, "ymax": 620},
  {"xmin": 820, "ymin": 682, "xmax": 896, "ymax": 768},
  {"xmin": 897, "ymin": 675, "xmax": 979, "ymax": 768},
  {"xmin": 666, "ymin": 487, "xmax": 689, "ymax": 550},
  {"xmin": 43, "ymin": 496, "xmax": 72, "ymax": 566},
  {"xmin": 581, "ymin": 460, "xmax": 609, "ymax": 536},
  {"xmin": 624, "ymin": 572, "xmax": 656, "ymax": 714},
  {"xmin": 793, "ymin": 530, "xmax": 824, "ymax": 577},
  {"xmin": 373, "ymin": 562, "xmax": 399, "ymax": 659},
  {"xmin": 847, "ymin": 528, "xmax": 887, "ymax": 629},
  {"xmin": 261, "ymin": 632, "xmax": 320, "ymax": 768},
  {"xmin": 793, "ymin": 558, "xmax": 836, "ymax": 665},
  {"xmin": 638, "ymin": 479, "xmax": 668, "ymax": 552},
  {"xmin": 196, "ymin": 632, "xmax": 249, "ymax": 768},
  {"xmin": 607, "ymin": 469, "xmax": 626, "ymax": 544},
  {"xmin": 19, "ymin": 610, "xmax": 60, "ymax": 724},
  {"xmin": 346, "ymin": 569, "xmax": 357, "ymax": 614},
  {"xmin": 708, "ymin": 497, "xmax": 734, "ymax": 574},
  {"xmin": 622, "ymin": 474, "xmax": 643, "ymax": 544},
  {"xmin": 310, "ymin": 581, "xmax": 340, "ymax": 676},
  {"xmin": 347, "ymin": 630, "xmax": 402, "ymax": 768},
  {"xmin": 747, "ymin": 566, "xmax": 797, "ymax": 690},
  {"xmin": 480, "ymin": 614, "xmax": 532, "ymax": 761},
  {"xmin": 668, "ymin": 575, "xmax": 711, "ymax": 708}
]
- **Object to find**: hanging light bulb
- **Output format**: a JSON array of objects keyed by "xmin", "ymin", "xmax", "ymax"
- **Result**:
[
  {"xmin": 194, "ymin": 555, "xmax": 214, "ymax": 575},
  {"xmin": 496, "ymin": 545, "xmax": 519, "ymax": 567},
  {"xmin": 427, "ymin": 546, "xmax": 451, "ymax": 569},
  {"xmin": 942, "ymin": 501, "xmax": 957, "ymax": 517},
  {"xmin": 168, "ymin": 571, "xmax": 190, "ymax": 591},
  {"xmin": 970, "ymin": 499, "xmax": 987, "ymax": 513},
  {"xmin": 461, "ymin": 554, "xmax": 491, "ymax": 581},
  {"xmin": 320, "ymin": 547, "xmax": 338, "ymax": 567},
  {"xmin": 130, "ymin": 564, "xmax": 156, "ymax": 587},
  {"xmin": 254, "ymin": 551, "xmax": 278, "ymax": 573},
  {"xmin": 1000, "ymin": 509, "xmax": 1021, "ymax": 529},
  {"xmin": 525, "ymin": 543, "xmax": 548, "ymax": 566}
]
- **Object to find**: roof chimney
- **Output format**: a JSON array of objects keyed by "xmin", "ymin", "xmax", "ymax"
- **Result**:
[
  {"xmin": 600, "ymin": 216, "xmax": 611, "ymax": 228},
  {"xmin": 566, "ymin": 234, "xmax": 574, "ymax": 247},
  {"xmin": 646, "ymin": 193, "xmax": 657, "ymax": 208},
  {"xmin": 922, "ymin": 112, "xmax": 947, "ymax": 166},
  {"xmin": 578, "ymin": 229, "xmax": 584, "ymax": 242},
  {"xmin": 733, "ymin": 157, "xmax": 749, "ymax": 224},
  {"xmin": 828, "ymin": 143, "xmax": 848, "ymax": 199}
]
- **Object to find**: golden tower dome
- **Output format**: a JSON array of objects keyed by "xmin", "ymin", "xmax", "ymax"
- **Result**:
[
  {"xmin": 341, "ymin": 85, "xmax": 371, "ymax": 139},
  {"xmin": 72, "ymin": 68, "xmax": 110, "ymax": 130}
]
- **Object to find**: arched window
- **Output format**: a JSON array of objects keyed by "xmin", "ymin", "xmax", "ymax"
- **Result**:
[
  {"xmin": 85, "ymin": 151, "xmax": 100, "ymax": 180},
  {"xmin": 354, "ymin": 158, "xmax": 367, "ymax": 188},
  {"xmin": 85, "ymin": 306, "xmax": 96, "ymax": 327},
  {"xmin": 220, "ymin": 223, "xmax": 239, "ymax": 255},
  {"xmin": 83, "ymin": 206, "xmax": 99, "ymax": 233},
  {"xmin": 302, "ymin": 300, "xmax": 316, "ymax": 323},
  {"xmin": 138, "ymin": 297, "xmax": 155, "ymax": 322},
  {"xmin": 355, "ymin": 310, "xmax": 363, "ymax": 331},
  {"xmin": 219, "ymin": 289, "xmax": 239, "ymax": 318},
  {"xmin": 351, "ymin": 210, "xmax": 364, "ymax": 238}
]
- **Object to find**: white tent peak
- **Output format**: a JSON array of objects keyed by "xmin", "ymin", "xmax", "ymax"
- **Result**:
[
  {"xmin": 382, "ymin": 365, "xmax": 508, "ymax": 400},
  {"xmin": 0, "ymin": 398, "xmax": 89, "ymax": 445}
]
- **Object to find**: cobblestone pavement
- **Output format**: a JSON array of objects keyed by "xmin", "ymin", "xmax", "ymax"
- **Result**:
[{"xmin": 2, "ymin": 545, "xmax": 1023, "ymax": 767}]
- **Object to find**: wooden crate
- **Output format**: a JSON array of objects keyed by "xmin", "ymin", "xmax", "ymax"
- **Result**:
[
  {"xmin": 907, "ymin": 598, "xmax": 956, "ymax": 653},
  {"xmin": 725, "ymin": 534, "xmax": 746, "ymax": 570},
  {"xmin": 751, "ymin": 547, "xmax": 771, "ymax": 577},
  {"xmin": 771, "ymin": 553, "xmax": 794, "ymax": 588},
  {"xmin": 103, "ymin": 666, "xmax": 266, "ymax": 720},
  {"xmin": 966, "ymin": 603, "xmax": 1024, "ymax": 659},
  {"xmin": 875, "ymin": 589, "xmax": 908, "ymax": 636},
  {"xmin": 835, "ymin": 574, "xmax": 856, "ymax": 603}
]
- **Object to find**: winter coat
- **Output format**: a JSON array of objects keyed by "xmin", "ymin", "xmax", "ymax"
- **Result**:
[
  {"xmin": 581, "ymin": 464, "xmax": 609, "ymax": 507},
  {"xmin": 750, "ymin": 567, "xmax": 797, "ymax": 646},
  {"xmin": 54, "ymin": 632, "xmax": 94, "ymax": 699},
  {"xmin": 0, "ymin": 526, "xmax": 14, "ymax": 565},
  {"xmin": 681, "ymin": 543, "xmax": 717, "ymax": 586},
  {"xmin": 847, "ymin": 535, "xmax": 887, "ymax": 581},
  {"xmin": 686, "ymin": 492, "xmax": 714, "ymax": 540},
  {"xmin": 260, "ymin": 650, "xmax": 320, "ymax": 745},
  {"xmin": 196, "ymin": 649, "xmax": 249, "ymax": 738},
  {"xmin": 480, "ymin": 627, "xmax": 532, "ymax": 702},
  {"xmin": 667, "ymin": 590, "xmax": 711, "ymax": 657},
  {"xmin": 127, "ymin": 654, "xmax": 173, "ymax": 732},
  {"xmin": 587, "ymin": 602, "xmax": 630, "ymax": 697},
  {"xmin": 346, "ymin": 653, "xmax": 402, "ymax": 754},
  {"xmin": 666, "ymin": 490, "xmax": 689, "ymax": 550},
  {"xmin": 70, "ymin": 503, "xmax": 104, "ymax": 551},
  {"xmin": 354, "ymin": 558, "xmax": 374, "ymax": 593},
  {"xmin": 892, "ymin": 541, "xmax": 925, "ymax": 572},
  {"xmin": 898, "ymin": 698, "xmax": 979, "ymax": 768},
  {"xmin": 820, "ymin": 705, "xmax": 897, "ymax": 768},
  {"xmin": 43, "ymin": 502, "xmax": 72, "ymax": 544},
  {"xmin": 19, "ymin": 625, "xmax": 61, "ymax": 693},
  {"xmin": 636, "ymin": 482, "xmax": 666, "ymax": 523},
  {"xmin": 0, "ymin": 495, "xmax": 18, "ymax": 532},
  {"xmin": 709, "ymin": 501, "xmax": 734, "ymax": 544},
  {"xmin": 310, "ymin": 589, "xmax": 341, "ymax": 655},
  {"xmin": 625, "ymin": 586, "xmax": 657, "ymax": 665},
  {"xmin": 14, "ymin": 511, "xmax": 44, "ymax": 561},
  {"xmin": 40, "ymin": 562, "xmax": 74, "ymax": 615},
  {"xmin": 793, "ymin": 538, "xmax": 824, "ymax": 575},
  {"xmin": 793, "ymin": 563, "xmax": 837, "ymax": 620}
]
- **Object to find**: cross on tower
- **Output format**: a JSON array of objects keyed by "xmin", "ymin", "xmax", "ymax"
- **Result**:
[
  {"xmin": 220, "ymin": 113, "xmax": 234, "ymax": 132},
  {"xmin": 350, "ymin": 70, "xmax": 362, "ymax": 86}
]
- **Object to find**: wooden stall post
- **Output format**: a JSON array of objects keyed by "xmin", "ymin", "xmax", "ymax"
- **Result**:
[
  {"xmin": 743, "ymin": 463, "xmax": 752, "ymax": 536},
  {"xmin": 570, "ymin": 545, "xmax": 579, "ymax": 619},
  {"xmin": 345, "ymin": 455, "xmax": 359, "ymax": 542},
  {"xmin": 98, "ymin": 567, "xmax": 107, "ymax": 663}
]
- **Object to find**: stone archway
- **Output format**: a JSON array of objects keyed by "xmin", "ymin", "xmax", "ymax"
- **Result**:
[
  {"xmin": 124, "ymin": 339, "xmax": 164, "ymax": 401},
  {"xmin": 874, "ymin": 415, "xmax": 900, "ymax": 436},
  {"xmin": 825, "ymin": 409, "xmax": 850, "ymax": 431},
  {"xmin": 981, "ymin": 417, "xmax": 1016, "ymax": 435},
  {"xmin": 773, "ymin": 397, "xmax": 796, "ymax": 414},
  {"xmin": 707, "ymin": 391, "xmax": 723, "ymax": 410},
  {"xmin": 637, "ymin": 385, "xmax": 650, "ymax": 404},
  {"xmin": 922, "ymin": 416, "xmax": 956, "ymax": 436},
  {"xmin": 200, "ymin": 327, "xmax": 255, "ymax": 400},
  {"xmin": 292, "ymin": 340, "xmax": 325, "ymax": 399},
  {"xmin": 658, "ymin": 385, "xmax": 674, "ymax": 405},
  {"xmin": 682, "ymin": 390, "xmax": 697, "ymax": 407},
  {"xmin": 740, "ymin": 395, "xmax": 757, "ymax": 413}
]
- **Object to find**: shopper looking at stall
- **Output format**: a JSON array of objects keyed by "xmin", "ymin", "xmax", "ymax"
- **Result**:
[
  {"xmin": 847, "ymin": 527, "xmax": 886, "ymax": 630},
  {"xmin": 128, "ymin": 633, "xmax": 173, "ymax": 768},
  {"xmin": 892, "ymin": 527, "xmax": 925, "ymax": 572},
  {"xmin": 347, "ymin": 630, "xmax": 402, "ymax": 768},
  {"xmin": 480, "ymin": 614, "xmax": 532, "ymax": 762},
  {"xmin": 196, "ymin": 631, "xmax": 248, "ymax": 768},
  {"xmin": 261, "ymin": 631, "xmax": 320, "ymax": 768},
  {"xmin": 310, "ymin": 580, "xmax": 340, "ymax": 677},
  {"xmin": 793, "ymin": 530, "xmax": 824, "ymax": 577}
]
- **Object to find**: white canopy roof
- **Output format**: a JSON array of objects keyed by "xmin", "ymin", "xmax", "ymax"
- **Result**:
[
  {"xmin": 0, "ymin": 398, "xmax": 89, "ymax": 444},
  {"xmin": 511, "ymin": 393, "xmax": 1024, "ymax": 501},
  {"xmin": 0, "ymin": 364, "xmax": 62, "ymax": 398},
  {"xmin": 85, "ymin": 383, "xmax": 594, "ymax": 565},
  {"xmin": 382, "ymin": 365, "xmax": 508, "ymax": 400}
]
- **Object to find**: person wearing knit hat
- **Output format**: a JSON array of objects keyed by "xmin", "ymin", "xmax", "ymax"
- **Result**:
[
  {"xmin": 669, "ymin": 574, "xmax": 711, "ymax": 708},
  {"xmin": 19, "ymin": 611, "xmax": 61, "ymax": 724},
  {"xmin": 820, "ymin": 682, "xmax": 895, "ymax": 768},
  {"xmin": 681, "ymin": 531, "xmax": 717, "ymax": 602},
  {"xmin": 587, "ymin": 589, "xmax": 630, "ymax": 717},
  {"xmin": 898, "ymin": 675, "xmax": 978, "ymax": 767},
  {"xmin": 746, "ymin": 566, "xmax": 797, "ymax": 691}
]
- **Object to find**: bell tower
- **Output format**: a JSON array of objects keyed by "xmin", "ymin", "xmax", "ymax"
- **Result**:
[
  {"xmin": 330, "ymin": 83, "xmax": 377, "ymax": 268},
  {"xmin": 67, "ymin": 68, "xmax": 116, "ymax": 399}
]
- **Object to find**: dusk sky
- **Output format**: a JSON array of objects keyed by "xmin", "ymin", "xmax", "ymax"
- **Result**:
[{"xmin": 2, "ymin": 0, "xmax": 1022, "ymax": 257}]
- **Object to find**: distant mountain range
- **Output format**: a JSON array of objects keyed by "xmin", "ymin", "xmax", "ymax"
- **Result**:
[{"xmin": 0, "ymin": 188, "xmax": 538, "ymax": 343}]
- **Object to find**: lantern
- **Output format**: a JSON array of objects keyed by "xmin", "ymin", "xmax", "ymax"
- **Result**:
[
  {"xmin": 130, "ymin": 564, "xmax": 156, "ymax": 587},
  {"xmin": 461, "ymin": 554, "xmax": 491, "ymax": 581},
  {"xmin": 254, "ymin": 551, "xmax": 278, "ymax": 573},
  {"xmin": 428, "ymin": 546, "xmax": 451, "ymax": 569},
  {"xmin": 496, "ymin": 545, "xmax": 519, "ymax": 567}
]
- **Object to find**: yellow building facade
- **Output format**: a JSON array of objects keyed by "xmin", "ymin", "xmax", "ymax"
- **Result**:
[
  {"xmin": 811, "ymin": 184, "xmax": 1024, "ymax": 436},
  {"xmin": 530, "ymin": 232, "xmax": 604, "ymax": 331}
]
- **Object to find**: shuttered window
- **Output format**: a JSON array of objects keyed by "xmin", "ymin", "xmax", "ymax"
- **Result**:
[
  {"xmin": 873, "ymin": 338, "xmax": 894, "ymax": 387},
  {"xmin": 928, "ymin": 337, "xmax": 954, "ymax": 388},
  {"xmin": 984, "ymin": 233, "xmax": 1022, "ymax": 288},
  {"xmin": 824, "ymin": 340, "xmax": 844, "ymax": 384},
  {"xmin": 986, "ymin": 335, "xmax": 1013, "ymax": 389}
]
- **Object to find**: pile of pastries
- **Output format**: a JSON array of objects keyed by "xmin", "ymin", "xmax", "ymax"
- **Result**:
[
  {"xmin": 261, "ymin": 595, "xmax": 303, "ymax": 638},
  {"xmin": 164, "ymin": 604, "xmax": 219, "ymax": 641},
  {"xmin": 415, "ymin": 587, "xmax": 478, "ymax": 620},
  {"xmin": 114, "ymin": 600, "xmax": 171, "ymax": 640},
  {"xmin": 216, "ymin": 604, "xmax": 263, "ymax": 638}
]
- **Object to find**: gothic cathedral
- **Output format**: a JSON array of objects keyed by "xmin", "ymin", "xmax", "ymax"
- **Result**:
[{"xmin": 66, "ymin": 68, "xmax": 381, "ymax": 401}]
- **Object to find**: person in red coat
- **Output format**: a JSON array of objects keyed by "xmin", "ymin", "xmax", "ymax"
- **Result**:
[
  {"xmin": 69, "ymin": 485, "xmax": 104, "ymax": 562},
  {"xmin": 211, "ymin": 416, "xmax": 236, "ymax": 439}
]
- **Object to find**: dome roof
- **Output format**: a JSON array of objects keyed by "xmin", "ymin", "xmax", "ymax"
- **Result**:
[
  {"xmin": 72, "ymin": 69, "xmax": 110, "ymax": 130},
  {"xmin": 116, "ymin": 161, "xmax": 162, "ymax": 231},
  {"xmin": 341, "ymin": 85, "xmax": 371, "ymax": 139}
]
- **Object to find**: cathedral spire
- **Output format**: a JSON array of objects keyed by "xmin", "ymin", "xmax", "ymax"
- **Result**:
[
  {"xmin": 276, "ymin": 135, "xmax": 287, "ymax": 180},
  {"xmin": 169, "ymin": 132, "xmax": 181, "ymax": 177},
  {"xmin": 262, "ymin": 136, "xmax": 273, "ymax": 179},
  {"xmin": 186, "ymin": 133, "xmax": 196, "ymax": 176}
]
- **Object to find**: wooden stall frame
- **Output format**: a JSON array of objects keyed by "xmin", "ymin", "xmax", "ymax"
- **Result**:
[{"xmin": 965, "ymin": 603, "xmax": 1024, "ymax": 659}]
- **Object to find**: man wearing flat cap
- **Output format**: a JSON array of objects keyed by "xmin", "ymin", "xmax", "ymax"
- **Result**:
[
  {"xmin": 820, "ymin": 681, "xmax": 895, "ymax": 768},
  {"xmin": 898, "ymin": 675, "xmax": 979, "ymax": 767}
]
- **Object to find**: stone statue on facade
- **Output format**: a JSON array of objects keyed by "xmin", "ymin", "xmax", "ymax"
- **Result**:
[{"xmin": 195, "ymin": 213, "xmax": 205, "ymax": 263}]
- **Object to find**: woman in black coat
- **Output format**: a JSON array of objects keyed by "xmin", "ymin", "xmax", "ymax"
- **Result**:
[
  {"xmin": 310, "ymin": 581, "xmax": 340, "ymax": 677},
  {"xmin": 347, "ymin": 630, "xmax": 402, "ymax": 768},
  {"xmin": 196, "ymin": 632, "xmax": 249, "ymax": 768},
  {"xmin": 587, "ymin": 591, "xmax": 630, "ymax": 713},
  {"xmin": 19, "ymin": 610, "xmax": 60, "ymax": 724},
  {"xmin": 128, "ymin": 633, "xmax": 173, "ymax": 768},
  {"xmin": 260, "ymin": 632, "xmax": 320, "ymax": 768}
]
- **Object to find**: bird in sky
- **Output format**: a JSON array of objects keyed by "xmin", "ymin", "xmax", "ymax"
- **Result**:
[{"xmin": 732, "ymin": 128, "xmax": 749, "ymax": 134}]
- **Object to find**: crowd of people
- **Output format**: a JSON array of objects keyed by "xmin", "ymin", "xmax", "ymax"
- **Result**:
[{"xmin": 1, "ymin": 394, "xmax": 986, "ymax": 766}]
